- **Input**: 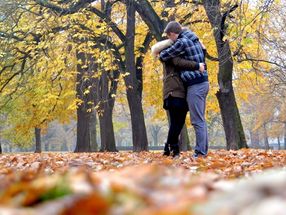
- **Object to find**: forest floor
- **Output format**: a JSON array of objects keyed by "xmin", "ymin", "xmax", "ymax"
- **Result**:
[{"xmin": 0, "ymin": 149, "xmax": 286, "ymax": 214}]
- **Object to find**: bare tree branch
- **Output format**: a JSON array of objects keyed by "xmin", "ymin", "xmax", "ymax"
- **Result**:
[{"xmin": 34, "ymin": 0, "xmax": 95, "ymax": 15}]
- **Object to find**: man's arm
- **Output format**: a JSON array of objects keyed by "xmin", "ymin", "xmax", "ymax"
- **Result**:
[{"xmin": 159, "ymin": 39, "xmax": 185, "ymax": 62}]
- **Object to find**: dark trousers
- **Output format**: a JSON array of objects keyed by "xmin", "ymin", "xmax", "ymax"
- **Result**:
[{"xmin": 165, "ymin": 97, "xmax": 188, "ymax": 150}]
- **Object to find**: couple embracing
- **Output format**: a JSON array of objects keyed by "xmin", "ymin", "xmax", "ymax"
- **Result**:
[{"xmin": 151, "ymin": 21, "xmax": 209, "ymax": 159}]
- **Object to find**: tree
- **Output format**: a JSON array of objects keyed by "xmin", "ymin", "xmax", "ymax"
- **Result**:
[
  {"xmin": 34, "ymin": 127, "xmax": 41, "ymax": 153},
  {"xmin": 202, "ymin": 0, "xmax": 247, "ymax": 150},
  {"xmin": 0, "ymin": 1, "xmax": 77, "ymax": 151},
  {"xmin": 89, "ymin": 110, "xmax": 98, "ymax": 151},
  {"xmin": 32, "ymin": 0, "xmax": 150, "ymax": 151},
  {"xmin": 95, "ymin": 0, "xmax": 118, "ymax": 152},
  {"xmin": 124, "ymin": 0, "xmax": 148, "ymax": 151}
]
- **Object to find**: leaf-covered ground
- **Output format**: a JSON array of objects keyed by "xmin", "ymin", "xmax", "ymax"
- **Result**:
[{"xmin": 0, "ymin": 149, "xmax": 286, "ymax": 214}]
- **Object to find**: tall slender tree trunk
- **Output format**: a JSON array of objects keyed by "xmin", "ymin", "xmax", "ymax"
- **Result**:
[
  {"xmin": 150, "ymin": 125, "xmax": 161, "ymax": 146},
  {"xmin": 98, "ymin": 71, "xmax": 117, "ymax": 151},
  {"xmin": 203, "ymin": 0, "xmax": 247, "ymax": 150},
  {"xmin": 216, "ymin": 85, "xmax": 246, "ymax": 150},
  {"xmin": 35, "ymin": 127, "xmax": 41, "ymax": 153},
  {"xmin": 125, "ymin": 0, "xmax": 148, "ymax": 151},
  {"xmin": 250, "ymin": 130, "xmax": 260, "ymax": 148},
  {"xmin": 61, "ymin": 140, "xmax": 68, "ymax": 151},
  {"xmin": 263, "ymin": 123, "xmax": 270, "ymax": 150},
  {"xmin": 277, "ymin": 136, "xmax": 281, "ymax": 150},
  {"xmin": 96, "ymin": 72, "xmax": 117, "ymax": 152},
  {"xmin": 44, "ymin": 143, "xmax": 49, "ymax": 151},
  {"xmin": 153, "ymin": 135, "xmax": 158, "ymax": 147},
  {"xmin": 89, "ymin": 64, "xmax": 99, "ymax": 153},
  {"xmin": 126, "ymin": 93, "xmax": 148, "ymax": 151},
  {"xmin": 94, "ymin": 0, "xmax": 118, "ymax": 152},
  {"xmin": 99, "ymin": 108, "xmax": 116, "ymax": 151},
  {"xmin": 74, "ymin": 51, "xmax": 92, "ymax": 152},
  {"xmin": 90, "ymin": 110, "xmax": 98, "ymax": 152}
]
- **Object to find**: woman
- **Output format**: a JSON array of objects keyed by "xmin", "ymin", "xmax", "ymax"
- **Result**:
[{"xmin": 151, "ymin": 39, "xmax": 204, "ymax": 157}]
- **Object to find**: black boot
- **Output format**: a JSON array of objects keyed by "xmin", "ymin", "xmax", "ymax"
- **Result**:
[
  {"xmin": 163, "ymin": 143, "xmax": 170, "ymax": 156},
  {"xmin": 170, "ymin": 145, "xmax": 180, "ymax": 158}
]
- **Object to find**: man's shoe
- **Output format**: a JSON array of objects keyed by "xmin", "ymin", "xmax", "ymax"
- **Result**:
[
  {"xmin": 192, "ymin": 153, "xmax": 199, "ymax": 159},
  {"xmin": 192, "ymin": 152, "xmax": 206, "ymax": 159}
]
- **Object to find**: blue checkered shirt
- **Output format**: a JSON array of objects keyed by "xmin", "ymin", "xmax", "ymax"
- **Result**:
[{"xmin": 160, "ymin": 30, "xmax": 208, "ymax": 86}]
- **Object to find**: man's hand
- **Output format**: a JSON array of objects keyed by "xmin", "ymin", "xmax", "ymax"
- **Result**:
[{"xmin": 199, "ymin": 63, "xmax": 205, "ymax": 72}]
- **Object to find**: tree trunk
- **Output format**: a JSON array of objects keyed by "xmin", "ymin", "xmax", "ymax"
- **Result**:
[
  {"xmin": 90, "ymin": 74, "xmax": 99, "ymax": 152},
  {"xmin": 61, "ymin": 140, "xmax": 69, "ymax": 151},
  {"xmin": 216, "ymin": 87, "xmax": 247, "ymax": 150},
  {"xmin": 153, "ymin": 134, "xmax": 158, "ymax": 146},
  {"xmin": 126, "ymin": 90, "xmax": 149, "ymax": 151},
  {"xmin": 34, "ymin": 127, "xmax": 41, "ymax": 153},
  {"xmin": 134, "ymin": 0, "xmax": 165, "ymax": 41},
  {"xmin": 74, "ymin": 51, "xmax": 92, "ymax": 152},
  {"xmin": 179, "ymin": 125, "xmax": 191, "ymax": 151},
  {"xmin": 98, "ymin": 76, "xmax": 117, "ymax": 152},
  {"xmin": 75, "ymin": 93, "xmax": 91, "ymax": 152},
  {"xmin": 117, "ymin": 136, "xmax": 124, "ymax": 147},
  {"xmin": 263, "ymin": 123, "xmax": 270, "ymax": 150},
  {"xmin": 90, "ymin": 110, "xmax": 98, "ymax": 152},
  {"xmin": 203, "ymin": 0, "xmax": 247, "ymax": 150},
  {"xmin": 94, "ymin": 0, "xmax": 118, "ymax": 152},
  {"xmin": 150, "ymin": 125, "xmax": 161, "ymax": 146},
  {"xmin": 164, "ymin": 0, "xmax": 176, "ymax": 21},
  {"xmin": 277, "ymin": 136, "xmax": 281, "ymax": 150},
  {"xmin": 97, "ymin": 72, "xmax": 117, "ymax": 152},
  {"xmin": 44, "ymin": 142, "xmax": 49, "ymax": 151},
  {"xmin": 99, "ymin": 93, "xmax": 117, "ymax": 152},
  {"xmin": 125, "ymin": 0, "xmax": 148, "ymax": 151},
  {"xmin": 250, "ymin": 130, "xmax": 260, "ymax": 148}
]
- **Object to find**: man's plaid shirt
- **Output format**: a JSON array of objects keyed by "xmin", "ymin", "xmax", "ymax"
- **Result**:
[{"xmin": 160, "ymin": 30, "xmax": 208, "ymax": 86}]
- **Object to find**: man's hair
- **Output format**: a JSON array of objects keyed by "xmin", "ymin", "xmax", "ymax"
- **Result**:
[{"xmin": 164, "ymin": 21, "xmax": 182, "ymax": 34}]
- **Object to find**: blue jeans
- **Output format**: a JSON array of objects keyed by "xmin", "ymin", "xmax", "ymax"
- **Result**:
[{"xmin": 186, "ymin": 82, "xmax": 209, "ymax": 155}]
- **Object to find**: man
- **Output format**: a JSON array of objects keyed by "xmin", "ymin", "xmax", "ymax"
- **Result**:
[{"xmin": 159, "ymin": 21, "xmax": 209, "ymax": 158}]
